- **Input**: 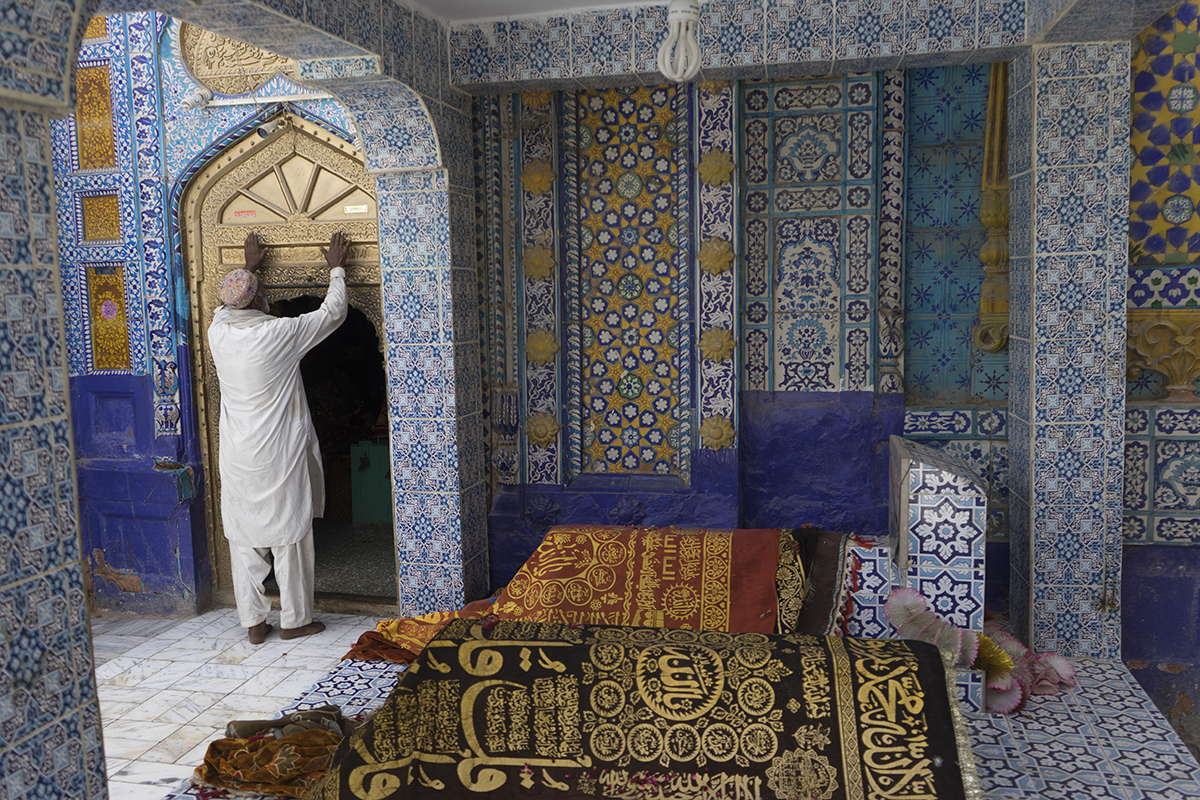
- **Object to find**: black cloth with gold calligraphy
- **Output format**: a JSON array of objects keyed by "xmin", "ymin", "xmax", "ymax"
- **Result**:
[{"xmin": 305, "ymin": 620, "xmax": 981, "ymax": 800}]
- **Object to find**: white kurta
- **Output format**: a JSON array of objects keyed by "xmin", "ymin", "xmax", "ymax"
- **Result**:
[{"xmin": 208, "ymin": 267, "xmax": 347, "ymax": 548}]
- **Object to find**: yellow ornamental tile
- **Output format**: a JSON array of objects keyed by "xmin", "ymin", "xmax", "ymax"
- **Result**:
[
  {"xmin": 698, "ymin": 237, "xmax": 734, "ymax": 274},
  {"xmin": 524, "ymin": 91, "xmax": 552, "ymax": 110},
  {"xmin": 81, "ymin": 194, "xmax": 120, "ymax": 241},
  {"xmin": 526, "ymin": 413, "xmax": 560, "ymax": 448},
  {"xmin": 525, "ymin": 244, "xmax": 556, "ymax": 281},
  {"xmin": 526, "ymin": 329, "xmax": 560, "ymax": 364},
  {"xmin": 699, "ymin": 328, "xmax": 735, "ymax": 362},
  {"xmin": 699, "ymin": 415, "xmax": 735, "ymax": 450},
  {"xmin": 520, "ymin": 159, "xmax": 555, "ymax": 195},
  {"xmin": 698, "ymin": 150, "xmax": 734, "ymax": 185}
]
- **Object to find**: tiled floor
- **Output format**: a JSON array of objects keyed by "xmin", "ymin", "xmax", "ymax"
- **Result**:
[
  {"xmin": 91, "ymin": 608, "xmax": 399, "ymax": 800},
  {"xmin": 92, "ymin": 610, "xmax": 1200, "ymax": 800}
]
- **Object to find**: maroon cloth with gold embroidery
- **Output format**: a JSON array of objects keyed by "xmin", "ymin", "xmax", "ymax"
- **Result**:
[{"xmin": 490, "ymin": 524, "xmax": 783, "ymax": 632}]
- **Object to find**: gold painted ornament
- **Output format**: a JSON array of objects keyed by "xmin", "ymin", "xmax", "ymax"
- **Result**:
[
  {"xmin": 699, "ymin": 415, "xmax": 735, "ymax": 450},
  {"xmin": 698, "ymin": 237, "xmax": 734, "ymax": 274},
  {"xmin": 527, "ymin": 413, "xmax": 561, "ymax": 447},
  {"xmin": 526, "ymin": 329, "xmax": 560, "ymax": 364},
  {"xmin": 525, "ymin": 91, "xmax": 552, "ymax": 109},
  {"xmin": 520, "ymin": 159, "xmax": 556, "ymax": 194},
  {"xmin": 700, "ymin": 328, "xmax": 734, "ymax": 362},
  {"xmin": 525, "ymin": 244, "xmax": 556, "ymax": 281},
  {"xmin": 698, "ymin": 150, "xmax": 734, "ymax": 185}
]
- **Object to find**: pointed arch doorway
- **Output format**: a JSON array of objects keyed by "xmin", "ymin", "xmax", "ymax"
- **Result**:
[{"xmin": 182, "ymin": 112, "xmax": 397, "ymax": 608}]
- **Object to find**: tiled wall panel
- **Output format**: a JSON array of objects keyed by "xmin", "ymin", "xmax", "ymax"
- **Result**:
[
  {"xmin": 1123, "ymin": 406, "xmax": 1200, "ymax": 544},
  {"xmin": 903, "ymin": 64, "xmax": 1003, "ymax": 404},
  {"xmin": 740, "ymin": 75, "xmax": 878, "ymax": 393}
]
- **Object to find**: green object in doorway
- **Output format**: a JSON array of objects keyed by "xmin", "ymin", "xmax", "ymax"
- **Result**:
[{"xmin": 351, "ymin": 442, "xmax": 391, "ymax": 525}]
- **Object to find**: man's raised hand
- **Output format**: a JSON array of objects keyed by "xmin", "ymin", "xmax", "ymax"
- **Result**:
[
  {"xmin": 244, "ymin": 231, "xmax": 266, "ymax": 273},
  {"xmin": 319, "ymin": 230, "xmax": 348, "ymax": 271}
]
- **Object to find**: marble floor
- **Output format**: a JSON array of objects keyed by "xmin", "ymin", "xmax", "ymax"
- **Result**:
[
  {"xmin": 91, "ymin": 608, "xmax": 400, "ymax": 800},
  {"xmin": 92, "ymin": 609, "xmax": 1200, "ymax": 800}
]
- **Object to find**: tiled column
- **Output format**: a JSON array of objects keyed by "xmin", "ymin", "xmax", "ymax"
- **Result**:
[
  {"xmin": 1008, "ymin": 43, "xmax": 1130, "ymax": 658},
  {"xmin": 301, "ymin": 58, "xmax": 486, "ymax": 615},
  {"xmin": 0, "ymin": 107, "xmax": 104, "ymax": 796},
  {"xmin": 375, "ymin": 171, "xmax": 467, "ymax": 616}
]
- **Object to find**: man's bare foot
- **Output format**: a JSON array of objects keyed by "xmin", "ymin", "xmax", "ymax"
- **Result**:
[
  {"xmin": 280, "ymin": 620, "xmax": 325, "ymax": 640},
  {"xmin": 248, "ymin": 622, "xmax": 272, "ymax": 645}
]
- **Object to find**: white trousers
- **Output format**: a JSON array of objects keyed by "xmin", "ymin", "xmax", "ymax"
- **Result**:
[{"xmin": 229, "ymin": 530, "xmax": 315, "ymax": 630}]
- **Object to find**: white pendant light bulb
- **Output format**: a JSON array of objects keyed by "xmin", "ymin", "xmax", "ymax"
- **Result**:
[{"xmin": 657, "ymin": 0, "xmax": 702, "ymax": 83}]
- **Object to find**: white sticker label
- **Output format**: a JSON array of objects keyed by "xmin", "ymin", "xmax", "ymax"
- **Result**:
[{"xmin": 344, "ymin": 204, "xmax": 369, "ymax": 214}]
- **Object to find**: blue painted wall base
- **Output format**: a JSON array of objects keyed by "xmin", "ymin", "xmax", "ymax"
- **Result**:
[
  {"xmin": 1123, "ymin": 544, "xmax": 1200, "ymax": 759},
  {"xmin": 487, "ymin": 447, "xmax": 738, "ymax": 588},
  {"xmin": 72, "ymin": 374, "xmax": 208, "ymax": 615},
  {"xmin": 740, "ymin": 391, "xmax": 906, "ymax": 536}
]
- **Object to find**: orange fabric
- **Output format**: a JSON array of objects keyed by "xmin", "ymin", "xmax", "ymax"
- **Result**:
[
  {"xmin": 193, "ymin": 729, "xmax": 340, "ymax": 799},
  {"xmin": 372, "ymin": 597, "xmax": 493, "ymax": 662},
  {"xmin": 362, "ymin": 526, "xmax": 783, "ymax": 663},
  {"xmin": 341, "ymin": 630, "xmax": 418, "ymax": 664}
]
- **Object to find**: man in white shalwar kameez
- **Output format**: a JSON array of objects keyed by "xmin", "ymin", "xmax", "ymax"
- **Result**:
[{"xmin": 208, "ymin": 230, "xmax": 348, "ymax": 644}]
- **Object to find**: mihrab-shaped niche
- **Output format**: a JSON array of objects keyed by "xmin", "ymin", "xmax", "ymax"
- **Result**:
[{"xmin": 888, "ymin": 435, "xmax": 987, "ymax": 633}]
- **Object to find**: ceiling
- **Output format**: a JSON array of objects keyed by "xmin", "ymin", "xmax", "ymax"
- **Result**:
[{"xmin": 414, "ymin": 0, "xmax": 645, "ymax": 22}]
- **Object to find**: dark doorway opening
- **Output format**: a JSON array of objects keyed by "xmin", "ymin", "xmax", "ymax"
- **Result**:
[{"xmin": 268, "ymin": 297, "xmax": 394, "ymax": 601}]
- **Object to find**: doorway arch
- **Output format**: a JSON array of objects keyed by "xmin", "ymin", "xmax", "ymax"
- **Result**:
[{"xmin": 179, "ymin": 111, "xmax": 391, "ymax": 606}]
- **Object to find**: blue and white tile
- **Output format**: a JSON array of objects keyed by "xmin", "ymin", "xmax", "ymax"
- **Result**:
[
  {"xmin": 765, "ymin": 0, "xmax": 834, "ymax": 64},
  {"xmin": 354, "ymin": 102, "xmax": 441, "ymax": 172},
  {"xmin": 1031, "ymin": 584, "xmax": 1106, "ymax": 658},
  {"xmin": 390, "ymin": 419, "xmax": 457, "ymax": 493},
  {"xmin": 908, "ymin": 565, "xmax": 984, "ymax": 629},
  {"xmin": 382, "ymin": 270, "xmax": 443, "ymax": 345},
  {"xmin": 978, "ymin": 0, "xmax": 1025, "ymax": 47},
  {"xmin": 833, "ymin": 0, "xmax": 905, "ymax": 61},
  {"xmin": 571, "ymin": 8, "xmax": 634, "ymax": 78},
  {"xmin": 1033, "ymin": 423, "xmax": 1105, "ymax": 506},
  {"xmin": 509, "ymin": 16, "xmax": 571, "ymax": 82},
  {"xmin": 1123, "ymin": 513, "xmax": 1149, "ymax": 542},
  {"xmin": 909, "ymin": 493, "xmax": 986, "ymax": 569},
  {"xmin": 1152, "ymin": 439, "xmax": 1200, "ymax": 511},
  {"xmin": 1123, "ymin": 439, "xmax": 1150, "ymax": 511},
  {"xmin": 1033, "ymin": 165, "xmax": 1108, "ymax": 254},
  {"xmin": 415, "ymin": 12, "xmax": 450, "ymax": 105},
  {"xmin": 956, "ymin": 669, "xmax": 984, "ymax": 713},
  {"xmin": 1033, "ymin": 253, "xmax": 1106, "ymax": 340},
  {"xmin": 906, "ymin": 0, "xmax": 976, "ymax": 54},
  {"xmin": 1035, "ymin": 41, "xmax": 1131, "ymax": 82},
  {"xmin": 397, "ymin": 562, "xmax": 465, "ymax": 617},
  {"xmin": 1153, "ymin": 408, "xmax": 1200, "ymax": 436},
  {"xmin": 449, "ymin": 21, "xmax": 508, "ymax": 86},
  {"xmin": 631, "ymin": 5, "xmax": 668, "ymax": 76},
  {"xmin": 387, "ymin": 343, "xmax": 451, "ymax": 419},
  {"xmin": 699, "ymin": 0, "xmax": 766, "ymax": 74},
  {"xmin": 1035, "ymin": 75, "xmax": 1111, "ymax": 169},
  {"xmin": 395, "ymin": 491, "xmax": 460, "ymax": 565},
  {"xmin": 904, "ymin": 408, "xmax": 973, "ymax": 437},
  {"xmin": 1033, "ymin": 338, "xmax": 1106, "ymax": 423},
  {"xmin": 382, "ymin": 0, "xmax": 415, "ymax": 87},
  {"xmin": 1153, "ymin": 516, "xmax": 1200, "ymax": 543},
  {"xmin": 1032, "ymin": 504, "xmax": 1104, "ymax": 585}
]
